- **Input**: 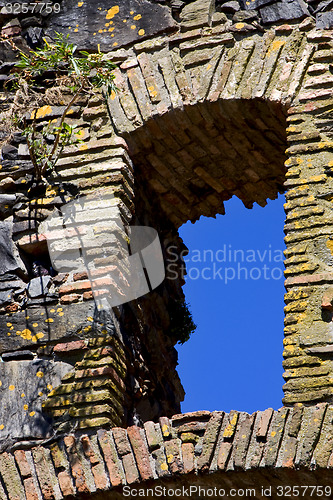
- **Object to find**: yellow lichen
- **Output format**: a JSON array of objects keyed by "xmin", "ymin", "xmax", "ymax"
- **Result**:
[{"xmin": 106, "ymin": 6, "xmax": 119, "ymax": 19}]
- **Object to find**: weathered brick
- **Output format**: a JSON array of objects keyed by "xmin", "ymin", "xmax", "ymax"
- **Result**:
[
  {"xmin": 144, "ymin": 421, "xmax": 163, "ymax": 451},
  {"xmin": 57, "ymin": 470, "xmax": 76, "ymax": 497},
  {"xmin": 23, "ymin": 477, "xmax": 39, "ymax": 500},
  {"xmin": 164, "ymin": 438, "xmax": 183, "ymax": 474},
  {"xmin": 14, "ymin": 450, "xmax": 32, "ymax": 478},
  {"xmin": 112, "ymin": 428, "xmax": 132, "ymax": 456},
  {"xmin": 197, "ymin": 412, "xmax": 223, "ymax": 471},
  {"xmin": 64, "ymin": 436, "xmax": 90, "ymax": 494},
  {"xmin": 127, "ymin": 426, "xmax": 154, "ymax": 481},
  {"xmin": 121, "ymin": 453, "xmax": 140, "ymax": 484},
  {"xmin": 181, "ymin": 443, "xmax": 194, "ymax": 474},
  {"xmin": 53, "ymin": 340, "xmax": 87, "ymax": 353},
  {"xmin": 81, "ymin": 436, "xmax": 109, "ymax": 491},
  {"xmin": 31, "ymin": 448, "xmax": 58, "ymax": 500},
  {"xmin": 0, "ymin": 452, "xmax": 25, "ymax": 500},
  {"xmin": 97, "ymin": 429, "xmax": 124, "ymax": 487}
]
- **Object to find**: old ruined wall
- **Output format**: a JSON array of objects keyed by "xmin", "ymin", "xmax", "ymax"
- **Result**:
[{"xmin": 0, "ymin": 0, "xmax": 332, "ymax": 496}]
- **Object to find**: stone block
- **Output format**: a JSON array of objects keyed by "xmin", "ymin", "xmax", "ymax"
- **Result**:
[
  {"xmin": 46, "ymin": 0, "xmax": 177, "ymax": 51},
  {"xmin": 180, "ymin": 0, "xmax": 215, "ymax": 28},
  {"xmin": 260, "ymin": 0, "xmax": 309, "ymax": 24}
]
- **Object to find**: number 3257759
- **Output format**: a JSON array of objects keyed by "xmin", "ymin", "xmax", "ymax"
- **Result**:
[{"xmin": 4, "ymin": 3, "xmax": 61, "ymax": 14}]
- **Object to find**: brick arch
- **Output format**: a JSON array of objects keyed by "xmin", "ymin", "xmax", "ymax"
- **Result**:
[
  {"xmin": 106, "ymin": 25, "xmax": 312, "ymax": 225},
  {"xmin": 103, "ymin": 22, "xmax": 333, "ymax": 408}
]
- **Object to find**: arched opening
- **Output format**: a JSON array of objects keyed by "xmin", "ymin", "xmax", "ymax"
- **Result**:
[{"xmin": 127, "ymin": 96, "xmax": 288, "ymax": 417}]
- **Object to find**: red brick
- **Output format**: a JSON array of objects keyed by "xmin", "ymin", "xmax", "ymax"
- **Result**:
[
  {"xmin": 64, "ymin": 436, "xmax": 90, "ymax": 494},
  {"xmin": 53, "ymin": 340, "xmax": 87, "ymax": 354},
  {"xmin": 80, "ymin": 435, "xmax": 108, "ymax": 490},
  {"xmin": 14, "ymin": 449, "xmax": 31, "ymax": 478},
  {"xmin": 5, "ymin": 302, "xmax": 19, "ymax": 313},
  {"xmin": 122, "ymin": 453, "xmax": 140, "ymax": 484},
  {"xmin": 256, "ymin": 408, "xmax": 274, "ymax": 439},
  {"xmin": 81, "ymin": 436, "xmax": 99, "ymax": 465},
  {"xmin": 172, "ymin": 410, "xmax": 211, "ymax": 422},
  {"xmin": 75, "ymin": 366, "xmax": 125, "ymax": 390},
  {"xmin": 97, "ymin": 429, "xmax": 123, "ymax": 487},
  {"xmin": 112, "ymin": 428, "xmax": 132, "ymax": 456},
  {"xmin": 2, "ymin": 25, "xmax": 21, "ymax": 36},
  {"xmin": 73, "ymin": 271, "xmax": 89, "ymax": 281},
  {"xmin": 23, "ymin": 477, "xmax": 39, "ymax": 500},
  {"xmin": 182, "ymin": 443, "xmax": 194, "ymax": 474},
  {"xmin": 60, "ymin": 293, "xmax": 81, "ymax": 304},
  {"xmin": 127, "ymin": 426, "xmax": 153, "ymax": 481},
  {"xmin": 165, "ymin": 439, "xmax": 183, "ymax": 474},
  {"xmin": 159, "ymin": 417, "xmax": 172, "ymax": 439},
  {"xmin": 83, "ymin": 291, "xmax": 93, "ymax": 300},
  {"xmin": 57, "ymin": 470, "xmax": 75, "ymax": 497},
  {"xmin": 31, "ymin": 448, "xmax": 55, "ymax": 500},
  {"xmin": 59, "ymin": 281, "xmax": 91, "ymax": 295},
  {"xmin": 217, "ymin": 442, "xmax": 232, "ymax": 470}
]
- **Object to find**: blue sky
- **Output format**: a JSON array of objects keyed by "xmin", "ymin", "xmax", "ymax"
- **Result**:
[{"xmin": 176, "ymin": 194, "xmax": 286, "ymax": 414}]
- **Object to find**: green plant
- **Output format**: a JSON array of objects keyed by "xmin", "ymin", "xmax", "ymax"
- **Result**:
[
  {"xmin": 167, "ymin": 299, "xmax": 196, "ymax": 344},
  {"xmin": 4, "ymin": 32, "xmax": 117, "ymax": 181}
]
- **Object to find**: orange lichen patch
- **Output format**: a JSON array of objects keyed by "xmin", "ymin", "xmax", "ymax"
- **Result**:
[
  {"xmin": 21, "ymin": 329, "xmax": 32, "ymax": 340},
  {"xmin": 47, "ymin": 384, "xmax": 53, "ymax": 391},
  {"xmin": 87, "ymin": 316, "xmax": 93, "ymax": 322},
  {"xmin": 23, "ymin": 404, "xmax": 28, "ymax": 410},
  {"xmin": 9, "ymin": 385, "xmax": 15, "ymax": 391},
  {"xmin": 0, "ymin": 381, "xmax": 2, "ymax": 387},
  {"xmin": 131, "ymin": 25, "xmax": 136, "ymax": 30},
  {"xmin": 133, "ymin": 14, "xmax": 142, "ymax": 20},
  {"xmin": 6, "ymin": 323, "xmax": 12, "ymax": 327},
  {"xmin": 113, "ymin": 42, "xmax": 118, "ymax": 46},
  {"xmin": 29, "ymin": 411, "xmax": 35, "ymax": 417},
  {"xmin": 36, "ymin": 371, "xmax": 44, "ymax": 378},
  {"xmin": 32, "ymin": 322, "xmax": 38, "ymax": 328},
  {"xmin": 58, "ymin": 312, "xmax": 64, "ymax": 317},
  {"xmin": 130, "ymin": 10, "xmax": 134, "ymax": 14},
  {"xmin": 45, "ymin": 318, "xmax": 54, "ymax": 323},
  {"xmin": 38, "ymin": 391, "xmax": 43, "ymax": 397},
  {"xmin": 138, "ymin": 29, "xmax": 145, "ymax": 36},
  {"xmin": 80, "ymin": 143, "xmax": 88, "ymax": 151},
  {"xmin": 235, "ymin": 22, "xmax": 245, "ymax": 29},
  {"xmin": 326, "ymin": 239, "xmax": 333, "ymax": 255},
  {"xmin": 267, "ymin": 40, "xmax": 285, "ymax": 57},
  {"xmin": 74, "ymin": 28, "xmax": 79, "ymax": 32},
  {"xmin": 0, "ymin": 425, "xmax": 4, "ymax": 430},
  {"xmin": 106, "ymin": 6, "xmax": 119, "ymax": 19},
  {"xmin": 123, "ymin": 19, "xmax": 127, "ymax": 22},
  {"xmin": 78, "ymin": 1, "xmax": 83, "ymax": 6},
  {"xmin": 50, "ymin": 309, "xmax": 55, "ymax": 313},
  {"xmin": 110, "ymin": 90, "xmax": 116, "ymax": 100},
  {"xmin": 21, "ymin": 393, "xmax": 25, "ymax": 398},
  {"xmin": 109, "ymin": 27, "xmax": 115, "ymax": 32},
  {"xmin": 98, "ymin": 29, "xmax": 103, "ymax": 33},
  {"xmin": 31, "ymin": 105, "xmax": 52, "ymax": 120}
]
